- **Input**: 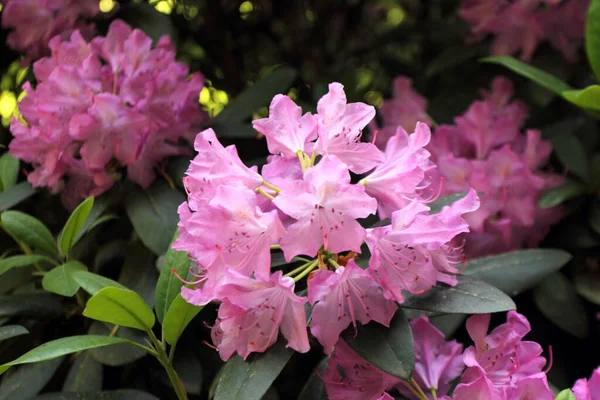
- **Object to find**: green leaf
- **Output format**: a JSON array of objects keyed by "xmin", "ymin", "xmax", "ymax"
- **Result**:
[
  {"xmin": 213, "ymin": 340, "xmax": 293, "ymax": 400},
  {"xmin": 210, "ymin": 122, "xmax": 259, "ymax": 138},
  {"xmin": 83, "ymin": 287, "xmax": 156, "ymax": 332},
  {"xmin": 125, "ymin": 180, "xmax": 185, "ymax": 255},
  {"xmin": 155, "ymin": 231, "xmax": 190, "ymax": 323},
  {"xmin": 586, "ymin": 0, "xmax": 600, "ymax": 81},
  {"xmin": 402, "ymin": 275, "xmax": 516, "ymax": 314},
  {"xmin": 71, "ymin": 270, "xmax": 125, "ymax": 296},
  {"xmin": 464, "ymin": 249, "xmax": 572, "ymax": 297},
  {"xmin": 533, "ymin": 272, "xmax": 589, "ymax": 338},
  {"xmin": 298, "ymin": 358, "xmax": 328, "ymax": 400},
  {"xmin": 551, "ymin": 135, "xmax": 590, "ymax": 182},
  {"xmin": 425, "ymin": 44, "xmax": 486, "ymax": 77},
  {"xmin": 428, "ymin": 192, "xmax": 468, "ymax": 214},
  {"xmin": 343, "ymin": 309, "xmax": 414, "ymax": 380},
  {"xmin": 213, "ymin": 66, "xmax": 297, "ymax": 123},
  {"xmin": 0, "ymin": 181, "xmax": 36, "ymax": 211},
  {"xmin": 574, "ymin": 261, "xmax": 600, "ymax": 305},
  {"xmin": 555, "ymin": 389, "xmax": 577, "ymax": 400},
  {"xmin": 62, "ymin": 351, "xmax": 102, "ymax": 392},
  {"xmin": 0, "ymin": 335, "xmax": 136, "ymax": 375},
  {"xmin": 0, "ymin": 293, "xmax": 64, "ymax": 318},
  {"xmin": 0, "ymin": 358, "xmax": 64, "ymax": 399},
  {"xmin": 0, "ymin": 255, "xmax": 52, "ymax": 277},
  {"xmin": 538, "ymin": 181, "xmax": 588, "ymax": 208},
  {"xmin": 35, "ymin": 390, "xmax": 159, "ymax": 400},
  {"xmin": 0, "ymin": 152, "xmax": 19, "ymax": 192},
  {"xmin": 88, "ymin": 322, "xmax": 147, "ymax": 366},
  {"xmin": 163, "ymin": 294, "xmax": 202, "ymax": 346},
  {"xmin": 42, "ymin": 261, "xmax": 88, "ymax": 297},
  {"xmin": 1, "ymin": 211, "xmax": 58, "ymax": 256},
  {"xmin": 0, "ymin": 325, "xmax": 28, "ymax": 342},
  {"xmin": 118, "ymin": 241, "xmax": 158, "ymax": 307},
  {"xmin": 86, "ymin": 214, "xmax": 117, "ymax": 232},
  {"xmin": 481, "ymin": 56, "xmax": 573, "ymax": 95},
  {"xmin": 562, "ymin": 86, "xmax": 600, "ymax": 111},
  {"xmin": 59, "ymin": 196, "xmax": 94, "ymax": 256}
]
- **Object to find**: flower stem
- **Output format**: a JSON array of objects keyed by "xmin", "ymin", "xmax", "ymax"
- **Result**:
[
  {"xmin": 293, "ymin": 259, "xmax": 319, "ymax": 282},
  {"xmin": 147, "ymin": 329, "xmax": 188, "ymax": 400},
  {"xmin": 262, "ymin": 180, "xmax": 282, "ymax": 193},
  {"xmin": 328, "ymin": 258, "xmax": 341, "ymax": 269},
  {"xmin": 411, "ymin": 378, "xmax": 429, "ymax": 400},
  {"xmin": 256, "ymin": 187, "xmax": 275, "ymax": 201},
  {"xmin": 431, "ymin": 388, "xmax": 438, "ymax": 399},
  {"xmin": 399, "ymin": 380, "xmax": 427, "ymax": 400}
]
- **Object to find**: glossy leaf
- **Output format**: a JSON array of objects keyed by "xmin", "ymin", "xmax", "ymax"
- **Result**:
[
  {"xmin": 62, "ymin": 351, "xmax": 102, "ymax": 392},
  {"xmin": 533, "ymin": 272, "xmax": 589, "ymax": 338},
  {"xmin": 574, "ymin": 262, "xmax": 600, "ymax": 306},
  {"xmin": 59, "ymin": 197, "xmax": 94, "ymax": 256},
  {"xmin": 35, "ymin": 390, "xmax": 159, "ymax": 400},
  {"xmin": 538, "ymin": 181, "xmax": 587, "ymax": 208},
  {"xmin": 88, "ymin": 322, "xmax": 147, "ymax": 366},
  {"xmin": 586, "ymin": 0, "xmax": 600, "ymax": 81},
  {"xmin": 213, "ymin": 340, "xmax": 293, "ymax": 400},
  {"xmin": 550, "ymin": 135, "xmax": 590, "ymax": 182},
  {"xmin": 42, "ymin": 261, "xmax": 88, "ymax": 297},
  {"xmin": 125, "ymin": 180, "xmax": 184, "ymax": 255},
  {"xmin": 0, "ymin": 181, "xmax": 36, "ymax": 212},
  {"xmin": 555, "ymin": 389, "xmax": 577, "ymax": 400},
  {"xmin": 0, "ymin": 357, "xmax": 64, "ymax": 400},
  {"xmin": 0, "ymin": 152, "xmax": 19, "ymax": 192},
  {"xmin": 0, "ymin": 293, "xmax": 64, "ymax": 318},
  {"xmin": 344, "ymin": 308, "xmax": 414, "ymax": 380},
  {"xmin": 464, "ymin": 249, "xmax": 572, "ymax": 297},
  {"xmin": 0, "ymin": 255, "xmax": 52, "ymax": 277},
  {"xmin": 83, "ymin": 287, "xmax": 156, "ymax": 332},
  {"xmin": 1, "ymin": 211, "xmax": 58, "ymax": 256},
  {"xmin": 0, "ymin": 325, "xmax": 28, "ymax": 342},
  {"xmin": 213, "ymin": 66, "xmax": 297, "ymax": 123},
  {"xmin": 0, "ymin": 335, "xmax": 136, "ymax": 375},
  {"xmin": 163, "ymin": 294, "xmax": 202, "ymax": 346},
  {"xmin": 401, "ymin": 275, "xmax": 516, "ymax": 314},
  {"xmin": 155, "ymin": 231, "xmax": 190, "ymax": 323},
  {"xmin": 118, "ymin": 241, "xmax": 158, "ymax": 308},
  {"xmin": 71, "ymin": 270, "xmax": 125, "ymax": 295},
  {"xmin": 562, "ymin": 86, "xmax": 600, "ymax": 111}
]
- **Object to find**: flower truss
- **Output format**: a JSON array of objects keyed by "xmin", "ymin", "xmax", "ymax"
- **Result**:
[
  {"xmin": 174, "ymin": 82, "xmax": 480, "ymax": 390},
  {"xmin": 8, "ymin": 19, "xmax": 207, "ymax": 208}
]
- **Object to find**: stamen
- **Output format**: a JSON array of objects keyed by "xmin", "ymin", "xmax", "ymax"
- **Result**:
[
  {"xmin": 202, "ymin": 340, "xmax": 218, "ymax": 350},
  {"xmin": 371, "ymin": 129, "xmax": 379, "ymax": 144},
  {"xmin": 544, "ymin": 346, "xmax": 553, "ymax": 374},
  {"xmin": 171, "ymin": 268, "xmax": 204, "ymax": 285}
]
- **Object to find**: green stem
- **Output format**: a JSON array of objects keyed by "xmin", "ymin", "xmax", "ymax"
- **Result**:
[
  {"xmin": 284, "ymin": 259, "xmax": 315, "ymax": 277},
  {"xmin": 431, "ymin": 387, "xmax": 438, "ymax": 400},
  {"xmin": 293, "ymin": 260, "xmax": 319, "ymax": 282},
  {"xmin": 411, "ymin": 378, "xmax": 429, "ymax": 400},
  {"xmin": 328, "ymin": 258, "xmax": 341, "ymax": 269},
  {"xmin": 148, "ymin": 329, "xmax": 187, "ymax": 400},
  {"xmin": 399, "ymin": 380, "xmax": 427, "ymax": 400}
]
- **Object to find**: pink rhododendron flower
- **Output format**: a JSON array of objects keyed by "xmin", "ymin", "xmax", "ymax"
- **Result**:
[
  {"xmin": 370, "ymin": 77, "xmax": 432, "ymax": 149},
  {"xmin": 9, "ymin": 20, "xmax": 207, "ymax": 208},
  {"xmin": 453, "ymin": 311, "xmax": 554, "ymax": 400},
  {"xmin": 459, "ymin": 0, "xmax": 588, "ymax": 61},
  {"xmin": 572, "ymin": 366, "xmax": 600, "ymax": 400},
  {"xmin": 365, "ymin": 189, "xmax": 479, "ymax": 302},
  {"xmin": 308, "ymin": 259, "xmax": 397, "ymax": 353},
  {"xmin": 211, "ymin": 270, "xmax": 309, "ymax": 360},
  {"xmin": 1, "ymin": 0, "xmax": 99, "ymax": 63},
  {"xmin": 397, "ymin": 317, "xmax": 464, "ymax": 399},
  {"xmin": 323, "ymin": 339, "xmax": 400, "ymax": 400},
  {"xmin": 274, "ymin": 155, "xmax": 377, "ymax": 260}
]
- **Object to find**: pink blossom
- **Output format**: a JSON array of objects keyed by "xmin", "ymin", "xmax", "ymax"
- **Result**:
[
  {"xmin": 210, "ymin": 270, "xmax": 309, "ymax": 360},
  {"xmin": 360, "ymin": 122, "xmax": 435, "ymax": 219},
  {"xmin": 323, "ymin": 339, "xmax": 400, "ymax": 400},
  {"xmin": 365, "ymin": 190, "xmax": 479, "ymax": 302},
  {"xmin": 274, "ymin": 155, "xmax": 377, "ymax": 260},
  {"xmin": 314, "ymin": 83, "xmax": 384, "ymax": 173},
  {"xmin": 371, "ymin": 77, "xmax": 432, "ymax": 149},
  {"xmin": 397, "ymin": 317, "xmax": 464, "ymax": 399},
  {"xmin": 572, "ymin": 366, "xmax": 600, "ymax": 400},
  {"xmin": 308, "ymin": 259, "xmax": 397, "ymax": 353},
  {"xmin": 1, "ymin": 0, "xmax": 98, "ymax": 63},
  {"xmin": 252, "ymin": 94, "xmax": 318, "ymax": 158}
]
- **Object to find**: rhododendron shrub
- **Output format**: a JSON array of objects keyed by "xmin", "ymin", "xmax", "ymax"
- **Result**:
[{"xmin": 8, "ymin": 19, "xmax": 207, "ymax": 208}]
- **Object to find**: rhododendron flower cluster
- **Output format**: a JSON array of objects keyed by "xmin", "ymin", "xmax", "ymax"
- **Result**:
[
  {"xmin": 375, "ymin": 75, "xmax": 562, "ymax": 257},
  {"xmin": 572, "ymin": 366, "xmax": 600, "ymax": 400},
  {"xmin": 8, "ymin": 20, "xmax": 207, "ymax": 208},
  {"xmin": 1, "ymin": 0, "xmax": 99, "ymax": 63},
  {"xmin": 174, "ymin": 82, "xmax": 480, "ymax": 361},
  {"xmin": 323, "ymin": 312, "xmax": 553, "ymax": 400},
  {"xmin": 459, "ymin": 0, "xmax": 589, "ymax": 61}
]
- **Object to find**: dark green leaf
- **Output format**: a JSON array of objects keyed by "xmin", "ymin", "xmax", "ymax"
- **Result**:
[
  {"xmin": 464, "ymin": 249, "xmax": 572, "ymax": 297},
  {"xmin": 59, "ymin": 197, "xmax": 94, "ymax": 256},
  {"xmin": 0, "ymin": 181, "xmax": 36, "ymax": 212},
  {"xmin": 533, "ymin": 272, "xmax": 589, "ymax": 338},
  {"xmin": 0, "ymin": 325, "xmax": 28, "ymax": 342},
  {"xmin": 429, "ymin": 314, "xmax": 467, "ymax": 338},
  {"xmin": 0, "ymin": 152, "xmax": 19, "ymax": 192},
  {"xmin": 562, "ymin": 86, "xmax": 600, "ymax": 111},
  {"xmin": 165, "ymin": 157, "xmax": 189, "ymax": 190},
  {"xmin": 574, "ymin": 262, "xmax": 600, "ymax": 305},
  {"xmin": 586, "ymin": 0, "xmax": 600, "ymax": 81},
  {"xmin": 210, "ymin": 122, "xmax": 259, "ymax": 138},
  {"xmin": 83, "ymin": 287, "xmax": 156, "ymax": 331},
  {"xmin": 71, "ymin": 270, "xmax": 125, "ymax": 296},
  {"xmin": 0, "ymin": 267, "xmax": 34, "ymax": 295},
  {"xmin": 155, "ymin": 231, "xmax": 190, "ymax": 323},
  {"xmin": 124, "ymin": 180, "xmax": 185, "ymax": 255},
  {"xmin": 401, "ymin": 275, "xmax": 516, "ymax": 314},
  {"xmin": 118, "ymin": 241, "xmax": 158, "ymax": 308},
  {"xmin": 88, "ymin": 322, "xmax": 147, "ymax": 366},
  {"xmin": 213, "ymin": 340, "xmax": 293, "ymax": 400},
  {"xmin": 86, "ymin": 214, "xmax": 117, "ymax": 232},
  {"xmin": 0, "ymin": 357, "xmax": 64, "ymax": 399},
  {"xmin": 0, "ymin": 335, "xmax": 135, "ymax": 375},
  {"xmin": 541, "ymin": 117, "xmax": 587, "ymax": 140},
  {"xmin": 538, "ymin": 181, "xmax": 587, "ymax": 208},
  {"xmin": 550, "ymin": 135, "xmax": 590, "ymax": 182},
  {"xmin": 163, "ymin": 294, "xmax": 202, "ymax": 346},
  {"xmin": 62, "ymin": 351, "xmax": 102, "ymax": 392},
  {"xmin": 75, "ymin": 186, "xmax": 123, "ymax": 242},
  {"xmin": 35, "ymin": 390, "xmax": 159, "ymax": 399},
  {"xmin": 1, "ymin": 211, "xmax": 58, "ymax": 256},
  {"xmin": 425, "ymin": 44, "xmax": 486, "ymax": 77},
  {"xmin": 213, "ymin": 66, "xmax": 297, "ymax": 123},
  {"xmin": 118, "ymin": 2, "xmax": 175, "ymax": 44},
  {"xmin": 160, "ymin": 351, "xmax": 203, "ymax": 395},
  {"xmin": 0, "ymin": 293, "xmax": 64, "ymax": 318},
  {"xmin": 42, "ymin": 261, "xmax": 88, "ymax": 297},
  {"xmin": 428, "ymin": 192, "xmax": 468, "ymax": 214},
  {"xmin": 0, "ymin": 255, "xmax": 52, "ymax": 277},
  {"xmin": 298, "ymin": 358, "xmax": 328, "ymax": 400},
  {"xmin": 344, "ymin": 309, "xmax": 414, "ymax": 380},
  {"xmin": 555, "ymin": 389, "xmax": 577, "ymax": 400}
]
